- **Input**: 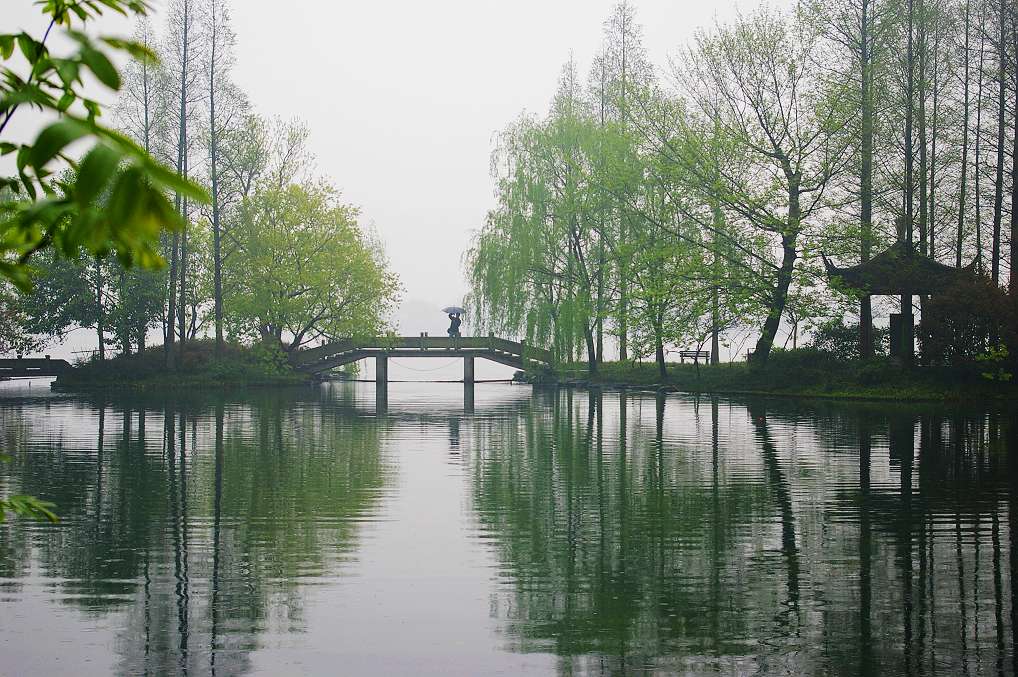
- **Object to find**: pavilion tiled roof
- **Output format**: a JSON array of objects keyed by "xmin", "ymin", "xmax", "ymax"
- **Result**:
[{"xmin": 822, "ymin": 240, "xmax": 977, "ymax": 296}]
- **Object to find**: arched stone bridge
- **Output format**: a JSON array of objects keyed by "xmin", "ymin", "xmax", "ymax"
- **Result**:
[{"xmin": 291, "ymin": 336, "xmax": 553, "ymax": 383}]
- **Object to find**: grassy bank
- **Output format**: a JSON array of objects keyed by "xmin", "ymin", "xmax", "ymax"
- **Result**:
[
  {"xmin": 543, "ymin": 349, "xmax": 1017, "ymax": 401},
  {"xmin": 52, "ymin": 340, "xmax": 311, "ymax": 392}
]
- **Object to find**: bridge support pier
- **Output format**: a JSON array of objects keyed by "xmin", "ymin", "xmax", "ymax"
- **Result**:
[
  {"xmin": 375, "ymin": 355, "xmax": 388, "ymax": 386},
  {"xmin": 463, "ymin": 356, "xmax": 474, "ymax": 384}
]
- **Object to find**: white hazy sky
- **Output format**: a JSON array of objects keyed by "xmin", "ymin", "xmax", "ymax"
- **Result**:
[{"xmin": 10, "ymin": 0, "xmax": 773, "ymax": 309}]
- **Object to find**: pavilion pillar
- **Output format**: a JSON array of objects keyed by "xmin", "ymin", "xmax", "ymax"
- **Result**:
[
  {"xmin": 463, "ymin": 356, "xmax": 474, "ymax": 384},
  {"xmin": 889, "ymin": 310, "xmax": 914, "ymax": 362},
  {"xmin": 375, "ymin": 355, "xmax": 388, "ymax": 386}
]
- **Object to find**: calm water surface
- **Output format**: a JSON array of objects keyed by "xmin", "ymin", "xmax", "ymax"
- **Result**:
[{"xmin": 0, "ymin": 381, "xmax": 1016, "ymax": 675}]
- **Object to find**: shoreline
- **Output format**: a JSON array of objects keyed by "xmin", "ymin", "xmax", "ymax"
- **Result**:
[{"xmin": 524, "ymin": 358, "xmax": 1018, "ymax": 403}]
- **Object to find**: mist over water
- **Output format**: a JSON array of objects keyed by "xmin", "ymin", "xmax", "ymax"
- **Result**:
[{"xmin": 0, "ymin": 381, "xmax": 1015, "ymax": 675}]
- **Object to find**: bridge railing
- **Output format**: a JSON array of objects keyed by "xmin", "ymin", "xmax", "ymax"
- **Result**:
[{"xmin": 290, "ymin": 336, "xmax": 554, "ymax": 368}]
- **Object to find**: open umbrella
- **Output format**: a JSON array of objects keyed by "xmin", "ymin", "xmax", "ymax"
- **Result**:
[{"xmin": 441, "ymin": 306, "xmax": 465, "ymax": 315}]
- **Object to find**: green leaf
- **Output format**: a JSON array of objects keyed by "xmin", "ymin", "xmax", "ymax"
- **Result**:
[
  {"xmin": 0, "ymin": 86, "xmax": 56, "ymax": 111},
  {"xmin": 74, "ymin": 143, "xmax": 122, "ymax": 204},
  {"xmin": 0, "ymin": 495, "xmax": 59, "ymax": 523},
  {"xmin": 142, "ymin": 159, "xmax": 211, "ymax": 203},
  {"xmin": 0, "ymin": 35, "xmax": 15, "ymax": 59},
  {"xmin": 53, "ymin": 58, "xmax": 80, "ymax": 87},
  {"xmin": 83, "ymin": 99, "xmax": 100, "ymax": 120},
  {"xmin": 16, "ymin": 146, "xmax": 36, "ymax": 200},
  {"xmin": 0, "ymin": 260, "xmax": 32, "ymax": 292},
  {"xmin": 80, "ymin": 45, "xmax": 120, "ymax": 90},
  {"xmin": 29, "ymin": 118, "xmax": 93, "ymax": 170},
  {"xmin": 56, "ymin": 90, "xmax": 75, "ymax": 111},
  {"xmin": 16, "ymin": 34, "xmax": 39, "ymax": 63},
  {"xmin": 101, "ymin": 37, "xmax": 157, "ymax": 63}
]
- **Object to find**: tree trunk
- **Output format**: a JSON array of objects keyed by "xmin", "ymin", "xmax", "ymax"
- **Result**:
[
  {"xmin": 596, "ymin": 239, "xmax": 604, "ymax": 365},
  {"xmin": 752, "ymin": 231, "xmax": 797, "ymax": 364},
  {"xmin": 618, "ymin": 223, "xmax": 628, "ymax": 362},
  {"xmin": 1010, "ymin": 13, "xmax": 1018, "ymax": 297},
  {"xmin": 917, "ymin": 1, "xmax": 928, "ymax": 258},
  {"xmin": 929, "ymin": 19, "xmax": 940, "ymax": 261},
  {"xmin": 136, "ymin": 321, "xmax": 146, "ymax": 355},
  {"xmin": 584, "ymin": 324, "xmax": 597, "ymax": 375},
  {"xmin": 95, "ymin": 260, "xmax": 106, "ymax": 362},
  {"xmin": 178, "ymin": 223, "xmax": 187, "ymax": 352},
  {"xmin": 711, "ymin": 201, "xmax": 723, "ymax": 364},
  {"xmin": 860, "ymin": 0, "xmax": 875, "ymax": 358},
  {"xmin": 166, "ymin": 233, "xmax": 178, "ymax": 369},
  {"xmin": 210, "ymin": 3, "xmax": 225, "ymax": 356},
  {"xmin": 990, "ymin": 0, "xmax": 1005, "ymax": 286},
  {"xmin": 174, "ymin": 0, "xmax": 191, "ymax": 360},
  {"xmin": 974, "ymin": 5, "xmax": 986, "ymax": 270},
  {"xmin": 902, "ymin": 0, "xmax": 916, "ymax": 363},
  {"xmin": 711, "ymin": 284, "xmax": 720, "ymax": 364},
  {"xmin": 655, "ymin": 326, "xmax": 666, "ymax": 381},
  {"xmin": 956, "ymin": 0, "xmax": 970, "ymax": 269}
]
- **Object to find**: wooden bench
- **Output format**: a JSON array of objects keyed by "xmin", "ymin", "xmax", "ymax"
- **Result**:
[{"xmin": 678, "ymin": 350, "xmax": 710, "ymax": 364}]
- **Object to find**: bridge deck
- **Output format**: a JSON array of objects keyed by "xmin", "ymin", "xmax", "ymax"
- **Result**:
[
  {"xmin": 293, "ymin": 336, "xmax": 552, "ymax": 374},
  {"xmin": 0, "ymin": 358, "xmax": 73, "ymax": 378}
]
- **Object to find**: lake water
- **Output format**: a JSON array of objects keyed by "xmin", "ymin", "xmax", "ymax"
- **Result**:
[{"xmin": 0, "ymin": 381, "xmax": 1015, "ymax": 676}]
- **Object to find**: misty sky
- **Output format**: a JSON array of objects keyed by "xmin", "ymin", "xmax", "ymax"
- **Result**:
[
  {"xmin": 11, "ymin": 0, "xmax": 773, "ymax": 307},
  {"xmin": 9, "ymin": 0, "xmax": 777, "ymax": 370}
]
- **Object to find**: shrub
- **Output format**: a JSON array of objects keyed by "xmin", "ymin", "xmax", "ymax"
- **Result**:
[
  {"xmin": 918, "ymin": 276, "xmax": 1018, "ymax": 366},
  {"xmin": 808, "ymin": 320, "xmax": 889, "ymax": 362}
]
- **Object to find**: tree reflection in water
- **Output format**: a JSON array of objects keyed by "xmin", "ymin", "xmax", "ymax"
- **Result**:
[
  {"xmin": 466, "ymin": 391, "xmax": 1016, "ymax": 675},
  {"xmin": 0, "ymin": 389, "xmax": 391, "ymax": 676},
  {"xmin": 0, "ymin": 386, "xmax": 1015, "ymax": 675}
]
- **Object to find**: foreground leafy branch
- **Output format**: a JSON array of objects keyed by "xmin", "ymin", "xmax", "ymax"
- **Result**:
[{"xmin": 1, "ymin": 0, "xmax": 209, "ymax": 291}]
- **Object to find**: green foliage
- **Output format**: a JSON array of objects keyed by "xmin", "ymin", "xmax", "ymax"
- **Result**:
[
  {"xmin": 250, "ymin": 339, "xmax": 290, "ymax": 376},
  {"xmin": 1, "ymin": 0, "xmax": 209, "ymax": 291},
  {"xmin": 226, "ymin": 181, "xmax": 400, "ymax": 352},
  {"xmin": 0, "ymin": 451, "xmax": 58, "ymax": 522},
  {"xmin": 976, "ymin": 344, "xmax": 1012, "ymax": 382},
  {"xmin": 53, "ymin": 339, "xmax": 307, "ymax": 389},
  {"xmin": 0, "ymin": 282, "xmax": 43, "ymax": 354},
  {"xmin": 808, "ymin": 320, "xmax": 890, "ymax": 361},
  {"xmin": 555, "ymin": 353, "xmax": 1014, "ymax": 400},
  {"xmin": 0, "ymin": 494, "xmax": 58, "ymax": 523}
]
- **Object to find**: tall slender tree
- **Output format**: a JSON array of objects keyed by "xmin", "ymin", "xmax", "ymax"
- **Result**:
[
  {"xmin": 956, "ymin": 0, "xmax": 971, "ymax": 268},
  {"xmin": 202, "ymin": 0, "xmax": 242, "ymax": 356},
  {"xmin": 163, "ymin": 0, "xmax": 203, "ymax": 366},
  {"xmin": 1010, "ymin": 4, "xmax": 1018, "ymax": 295},
  {"xmin": 990, "ymin": 0, "xmax": 1006, "ymax": 285}
]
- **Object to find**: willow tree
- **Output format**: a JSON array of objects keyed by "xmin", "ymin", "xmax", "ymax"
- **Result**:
[
  {"xmin": 468, "ymin": 60, "xmax": 616, "ymax": 373},
  {"xmin": 677, "ymin": 8, "xmax": 853, "ymax": 363},
  {"xmin": 468, "ymin": 114, "xmax": 603, "ymax": 371}
]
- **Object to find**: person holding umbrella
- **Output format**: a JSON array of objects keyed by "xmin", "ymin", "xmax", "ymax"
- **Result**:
[{"xmin": 443, "ymin": 306, "xmax": 464, "ymax": 338}]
